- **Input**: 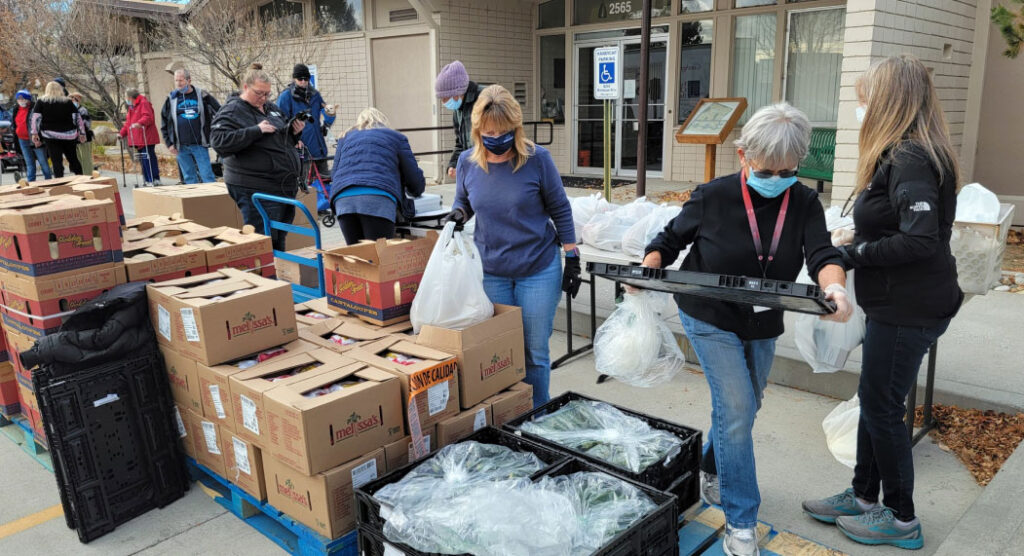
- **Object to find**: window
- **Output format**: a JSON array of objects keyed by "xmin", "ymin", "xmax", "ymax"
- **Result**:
[
  {"xmin": 677, "ymin": 20, "xmax": 713, "ymax": 124},
  {"xmin": 680, "ymin": 0, "xmax": 714, "ymax": 13},
  {"xmin": 785, "ymin": 8, "xmax": 845, "ymax": 125},
  {"xmin": 259, "ymin": 0, "xmax": 303, "ymax": 27},
  {"xmin": 539, "ymin": 34, "xmax": 566, "ymax": 123},
  {"xmin": 573, "ymin": 0, "xmax": 671, "ymax": 25},
  {"xmin": 538, "ymin": 0, "xmax": 565, "ymax": 29},
  {"xmin": 314, "ymin": 0, "xmax": 364, "ymax": 34},
  {"xmin": 732, "ymin": 13, "xmax": 776, "ymax": 123},
  {"xmin": 736, "ymin": 0, "xmax": 777, "ymax": 7}
]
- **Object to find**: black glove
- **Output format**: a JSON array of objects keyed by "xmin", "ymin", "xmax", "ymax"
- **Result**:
[
  {"xmin": 562, "ymin": 255, "xmax": 582, "ymax": 298},
  {"xmin": 442, "ymin": 207, "xmax": 467, "ymax": 230}
]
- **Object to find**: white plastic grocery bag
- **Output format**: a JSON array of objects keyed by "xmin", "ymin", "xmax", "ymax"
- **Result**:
[
  {"xmin": 794, "ymin": 271, "xmax": 865, "ymax": 374},
  {"xmin": 571, "ymin": 193, "xmax": 613, "ymax": 242},
  {"xmin": 823, "ymin": 395, "xmax": 859, "ymax": 469},
  {"xmin": 410, "ymin": 221, "xmax": 493, "ymax": 333},
  {"xmin": 593, "ymin": 291, "xmax": 684, "ymax": 387},
  {"xmin": 955, "ymin": 183, "xmax": 1001, "ymax": 224}
]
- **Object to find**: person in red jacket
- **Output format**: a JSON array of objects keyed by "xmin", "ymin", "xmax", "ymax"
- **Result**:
[{"xmin": 119, "ymin": 88, "xmax": 162, "ymax": 186}]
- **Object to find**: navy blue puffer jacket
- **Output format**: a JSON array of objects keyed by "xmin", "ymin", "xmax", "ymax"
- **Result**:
[{"xmin": 329, "ymin": 127, "xmax": 425, "ymax": 218}]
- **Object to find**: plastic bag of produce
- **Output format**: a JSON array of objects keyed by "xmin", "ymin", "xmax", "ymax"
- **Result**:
[
  {"xmin": 822, "ymin": 395, "xmax": 859, "ymax": 468},
  {"xmin": 594, "ymin": 291, "xmax": 684, "ymax": 387},
  {"xmin": 581, "ymin": 212, "xmax": 632, "ymax": 252},
  {"xmin": 571, "ymin": 193, "xmax": 613, "ymax": 242},
  {"xmin": 617, "ymin": 197, "xmax": 657, "ymax": 222},
  {"xmin": 955, "ymin": 183, "xmax": 1001, "ymax": 224},
  {"xmin": 794, "ymin": 271, "xmax": 865, "ymax": 374},
  {"xmin": 521, "ymin": 400, "xmax": 683, "ymax": 473},
  {"xmin": 410, "ymin": 221, "xmax": 493, "ymax": 333},
  {"xmin": 621, "ymin": 204, "xmax": 681, "ymax": 257}
]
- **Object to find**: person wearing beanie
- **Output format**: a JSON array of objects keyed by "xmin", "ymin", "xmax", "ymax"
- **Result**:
[
  {"xmin": 54, "ymin": 77, "xmax": 69, "ymax": 96},
  {"xmin": 278, "ymin": 62, "xmax": 336, "ymax": 199},
  {"xmin": 12, "ymin": 90, "xmax": 53, "ymax": 181},
  {"xmin": 435, "ymin": 60, "xmax": 484, "ymax": 179}
]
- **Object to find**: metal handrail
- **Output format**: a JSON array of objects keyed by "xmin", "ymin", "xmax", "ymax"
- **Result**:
[{"xmin": 396, "ymin": 120, "xmax": 555, "ymax": 157}]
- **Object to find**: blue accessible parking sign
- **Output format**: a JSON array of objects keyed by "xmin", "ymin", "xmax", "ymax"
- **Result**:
[{"xmin": 593, "ymin": 46, "xmax": 621, "ymax": 99}]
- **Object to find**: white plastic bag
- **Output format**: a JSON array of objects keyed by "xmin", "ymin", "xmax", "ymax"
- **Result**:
[
  {"xmin": 617, "ymin": 197, "xmax": 657, "ymax": 222},
  {"xmin": 593, "ymin": 292, "xmax": 685, "ymax": 388},
  {"xmin": 824, "ymin": 205, "xmax": 854, "ymax": 232},
  {"xmin": 955, "ymin": 183, "xmax": 1001, "ymax": 224},
  {"xmin": 571, "ymin": 193, "xmax": 613, "ymax": 242},
  {"xmin": 822, "ymin": 395, "xmax": 859, "ymax": 469},
  {"xmin": 794, "ymin": 271, "xmax": 865, "ymax": 374},
  {"xmin": 581, "ymin": 212, "xmax": 632, "ymax": 252},
  {"xmin": 410, "ymin": 221, "xmax": 493, "ymax": 333},
  {"xmin": 622, "ymin": 204, "xmax": 681, "ymax": 257}
]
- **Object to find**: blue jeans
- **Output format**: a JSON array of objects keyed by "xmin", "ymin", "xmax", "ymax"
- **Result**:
[
  {"xmin": 177, "ymin": 144, "xmax": 216, "ymax": 183},
  {"xmin": 227, "ymin": 184, "xmax": 295, "ymax": 252},
  {"xmin": 853, "ymin": 317, "xmax": 950, "ymax": 521},
  {"xmin": 483, "ymin": 249, "xmax": 562, "ymax": 408},
  {"xmin": 679, "ymin": 310, "xmax": 776, "ymax": 529},
  {"xmin": 19, "ymin": 138, "xmax": 51, "ymax": 181},
  {"xmin": 136, "ymin": 144, "xmax": 160, "ymax": 183}
]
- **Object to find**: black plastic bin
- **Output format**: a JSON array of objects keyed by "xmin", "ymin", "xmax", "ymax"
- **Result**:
[
  {"xmin": 357, "ymin": 458, "xmax": 679, "ymax": 556},
  {"xmin": 504, "ymin": 391, "xmax": 701, "ymax": 514}
]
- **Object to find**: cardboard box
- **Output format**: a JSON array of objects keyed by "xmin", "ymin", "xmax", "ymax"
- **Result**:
[
  {"xmin": 6, "ymin": 176, "xmax": 125, "ymax": 224},
  {"xmin": 283, "ymin": 187, "xmax": 319, "ymax": 251},
  {"xmin": 297, "ymin": 317, "xmax": 397, "ymax": 354},
  {"xmin": 276, "ymin": 246, "xmax": 321, "ymax": 290},
  {"xmin": 294, "ymin": 297, "xmax": 346, "ymax": 326},
  {"xmin": 123, "ymin": 215, "xmax": 208, "ymax": 242},
  {"xmin": 263, "ymin": 448, "xmax": 385, "ymax": 540},
  {"xmin": 417, "ymin": 304, "xmax": 527, "ymax": 408},
  {"xmin": 183, "ymin": 226, "xmax": 275, "ymax": 278},
  {"xmin": 221, "ymin": 425, "xmax": 267, "ymax": 501},
  {"xmin": 197, "ymin": 340, "xmax": 315, "ymax": 433},
  {"xmin": 189, "ymin": 408, "xmax": 227, "ymax": 477},
  {"xmin": 264, "ymin": 362, "xmax": 404, "ymax": 475},
  {"xmin": 436, "ymin": 404, "xmax": 492, "ymax": 448},
  {"xmin": 0, "ymin": 264, "xmax": 127, "ymax": 338},
  {"xmin": 147, "ymin": 268, "xmax": 298, "ymax": 366},
  {"xmin": 3, "ymin": 321, "xmax": 36, "ymax": 384},
  {"xmin": 173, "ymin": 403, "xmax": 196, "ymax": 459},
  {"xmin": 348, "ymin": 337, "xmax": 459, "ymax": 432},
  {"xmin": 17, "ymin": 381, "xmax": 45, "ymax": 447},
  {"xmin": 133, "ymin": 183, "xmax": 245, "ymax": 229},
  {"xmin": 123, "ymin": 237, "xmax": 207, "ymax": 283},
  {"xmin": 483, "ymin": 382, "xmax": 534, "ymax": 427},
  {"xmin": 228, "ymin": 347, "xmax": 352, "ymax": 446},
  {"xmin": 321, "ymin": 234, "xmax": 437, "ymax": 326},
  {"xmin": 0, "ymin": 361, "xmax": 19, "ymax": 417},
  {"xmin": 382, "ymin": 426, "xmax": 436, "ymax": 472},
  {"xmin": 161, "ymin": 344, "xmax": 203, "ymax": 415},
  {"xmin": 0, "ymin": 193, "xmax": 122, "ymax": 277}
]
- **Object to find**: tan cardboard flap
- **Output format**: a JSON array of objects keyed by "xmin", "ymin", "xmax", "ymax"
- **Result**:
[
  {"xmin": 358, "ymin": 337, "xmax": 453, "ymax": 363},
  {"xmin": 177, "ymin": 280, "xmax": 257, "ymax": 299},
  {"xmin": 231, "ymin": 348, "xmax": 352, "ymax": 383}
]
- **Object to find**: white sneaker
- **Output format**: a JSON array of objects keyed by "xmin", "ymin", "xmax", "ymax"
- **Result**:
[
  {"xmin": 143, "ymin": 181, "xmax": 153, "ymax": 188},
  {"xmin": 723, "ymin": 525, "xmax": 759, "ymax": 556},
  {"xmin": 700, "ymin": 471, "xmax": 721, "ymax": 506}
]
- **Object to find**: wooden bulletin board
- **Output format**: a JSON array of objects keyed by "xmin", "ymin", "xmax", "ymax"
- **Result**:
[{"xmin": 674, "ymin": 97, "xmax": 748, "ymax": 182}]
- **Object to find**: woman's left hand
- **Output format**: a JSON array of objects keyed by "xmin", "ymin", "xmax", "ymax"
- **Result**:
[
  {"xmin": 821, "ymin": 283, "xmax": 853, "ymax": 323},
  {"xmin": 562, "ymin": 255, "xmax": 582, "ymax": 298}
]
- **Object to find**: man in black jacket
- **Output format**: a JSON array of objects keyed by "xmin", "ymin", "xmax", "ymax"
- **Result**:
[
  {"xmin": 161, "ymin": 68, "xmax": 221, "ymax": 184},
  {"xmin": 210, "ymin": 65, "xmax": 305, "ymax": 251}
]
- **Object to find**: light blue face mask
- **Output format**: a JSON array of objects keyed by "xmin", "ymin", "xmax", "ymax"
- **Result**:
[
  {"xmin": 746, "ymin": 169, "xmax": 797, "ymax": 199},
  {"xmin": 443, "ymin": 97, "xmax": 463, "ymax": 111}
]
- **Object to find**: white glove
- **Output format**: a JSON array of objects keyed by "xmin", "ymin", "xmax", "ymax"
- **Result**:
[
  {"xmin": 832, "ymin": 228, "xmax": 855, "ymax": 247},
  {"xmin": 821, "ymin": 283, "xmax": 853, "ymax": 323}
]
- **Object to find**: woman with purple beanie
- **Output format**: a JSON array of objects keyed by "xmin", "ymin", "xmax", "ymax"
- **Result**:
[{"xmin": 435, "ymin": 60, "xmax": 485, "ymax": 180}]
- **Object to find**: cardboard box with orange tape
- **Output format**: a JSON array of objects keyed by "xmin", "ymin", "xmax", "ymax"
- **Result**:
[
  {"xmin": 382, "ymin": 425, "xmax": 436, "ymax": 472},
  {"xmin": 0, "ymin": 264, "xmax": 126, "ymax": 338},
  {"xmin": 183, "ymin": 226, "xmax": 275, "ymax": 278}
]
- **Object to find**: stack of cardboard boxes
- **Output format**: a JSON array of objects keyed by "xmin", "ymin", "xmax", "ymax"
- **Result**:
[{"xmin": 0, "ymin": 326, "xmax": 15, "ymax": 418}]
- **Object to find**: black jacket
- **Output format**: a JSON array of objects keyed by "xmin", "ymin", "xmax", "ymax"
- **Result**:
[
  {"xmin": 160, "ymin": 86, "xmax": 221, "ymax": 149},
  {"xmin": 449, "ymin": 81, "xmax": 484, "ymax": 170},
  {"xmin": 646, "ymin": 172, "xmax": 842, "ymax": 340},
  {"xmin": 210, "ymin": 95, "xmax": 301, "ymax": 194},
  {"xmin": 840, "ymin": 142, "xmax": 962, "ymax": 327}
]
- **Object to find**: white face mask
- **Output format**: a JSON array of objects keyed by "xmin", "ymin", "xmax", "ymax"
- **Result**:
[
  {"xmin": 855, "ymin": 105, "xmax": 867, "ymax": 124},
  {"xmin": 17, "ymin": 99, "xmax": 28, "ymax": 107}
]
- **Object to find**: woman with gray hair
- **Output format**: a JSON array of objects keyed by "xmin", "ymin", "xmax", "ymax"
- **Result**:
[{"xmin": 640, "ymin": 102, "xmax": 852, "ymax": 556}]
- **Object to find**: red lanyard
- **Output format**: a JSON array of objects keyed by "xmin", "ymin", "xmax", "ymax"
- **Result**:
[{"xmin": 740, "ymin": 169, "xmax": 790, "ymax": 276}]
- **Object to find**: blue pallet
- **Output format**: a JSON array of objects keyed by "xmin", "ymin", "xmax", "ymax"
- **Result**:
[
  {"xmin": 0, "ymin": 412, "xmax": 53, "ymax": 472},
  {"xmin": 187, "ymin": 458, "xmax": 357, "ymax": 556},
  {"xmin": 678, "ymin": 504, "xmax": 842, "ymax": 555}
]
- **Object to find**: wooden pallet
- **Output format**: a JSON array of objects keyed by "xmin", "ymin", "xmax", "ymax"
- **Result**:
[
  {"xmin": 678, "ymin": 505, "xmax": 848, "ymax": 556},
  {"xmin": 0, "ymin": 412, "xmax": 53, "ymax": 472},
  {"xmin": 187, "ymin": 458, "xmax": 357, "ymax": 556}
]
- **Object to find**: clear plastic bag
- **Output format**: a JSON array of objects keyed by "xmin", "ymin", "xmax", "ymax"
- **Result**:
[
  {"xmin": 622, "ymin": 204, "xmax": 681, "ymax": 257},
  {"xmin": 822, "ymin": 395, "xmax": 859, "ymax": 469},
  {"xmin": 955, "ymin": 183, "xmax": 1001, "ymax": 224},
  {"xmin": 617, "ymin": 197, "xmax": 657, "ymax": 222},
  {"xmin": 581, "ymin": 211, "xmax": 632, "ymax": 252},
  {"xmin": 410, "ymin": 221, "xmax": 493, "ymax": 333},
  {"xmin": 521, "ymin": 400, "xmax": 683, "ymax": 473},
  {"xmin": 593, "ymin": 291, "xmax": 684, "ymax": 387},
  {"xmin": 794, "ymin": 271, "xmax": 865, "ymax": 374},
  {"xmin": 571, "ymin": 193, "xmax": 613, "ymax": 242}
]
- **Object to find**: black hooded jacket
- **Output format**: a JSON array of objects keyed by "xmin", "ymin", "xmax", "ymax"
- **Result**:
[{"xmin": 210, "ymin": 94, "xmax": 302, "ymax": 194}]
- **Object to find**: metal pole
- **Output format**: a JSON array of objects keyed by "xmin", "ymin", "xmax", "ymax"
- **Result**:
[
  {"xmin": 635, "ymin": 0, "xmax": 652, "ymax": 199},
  {"xmin": 603, "ymin": 99, "xmax": 611, "ymax": 201}
]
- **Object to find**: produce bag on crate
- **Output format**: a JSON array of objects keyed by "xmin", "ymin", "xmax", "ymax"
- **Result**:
[
  {"xmin": 409, "ymin": 221, "xmax": 493, "ymax": 333},
  {"xmin": 593, "ymin": 291, "xmax": 684, "ymax": 387}
]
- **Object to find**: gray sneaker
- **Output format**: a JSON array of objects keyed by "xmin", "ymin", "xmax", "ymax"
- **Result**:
[
  {"xmin": 802, "ymin": 488, "xmax": 877, "ymax": 524},
  {"xmin": 722, "ymin": 524, "xmax": 759, "ymax": 556},
  {"xmin": 700, "ymin": 471, "xmax": 721, "ymax": 506},
  {"xmin": 836, "ymin": 507, "xmax": 924, "ymax": 550}
]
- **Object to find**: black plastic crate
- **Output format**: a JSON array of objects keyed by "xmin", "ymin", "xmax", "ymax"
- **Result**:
[
  {"xmin": 33, "ymin": 349, "xmax": 189, "ymax": 543},
  {"xmin": 356, "ymin": 426, "xmax": 568, "ymax": 532},
  {"xmin": 504, "ymin": 391, "xmax": 701, "ymax": 514},
  {"xmin": 357, "ymin": 458, "xmax": 679, "ymax": 556}
]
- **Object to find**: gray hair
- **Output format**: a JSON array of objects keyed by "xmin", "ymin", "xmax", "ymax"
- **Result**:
[
  {"xmin": 734, "ymin": 102, "xmax": 811, "ymax": 170},
  {"xmin": 174, "ymin": 68, "xmax": 191, "ymax": 80},
  {"xmin": 125, "ymin": 88, "xmax": 140, "ymax": 100}
]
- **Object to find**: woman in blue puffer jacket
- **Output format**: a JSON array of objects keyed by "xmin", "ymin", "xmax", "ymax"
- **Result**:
[{"xmin": 329, "ymin": 107, "xmax": 425, "ymax": 243}]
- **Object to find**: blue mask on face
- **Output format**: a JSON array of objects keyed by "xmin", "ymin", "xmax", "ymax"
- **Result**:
[
  {"xmin": 746, "ymin": 169, "xmax": 797, "ymax": 198},
  {"xmin": 482, "ymin": 131, "xmax": 515, "ymax": 156},
  {"xmin": 443, "ymin": 97, "xmax": 463, "ymax": 111}
]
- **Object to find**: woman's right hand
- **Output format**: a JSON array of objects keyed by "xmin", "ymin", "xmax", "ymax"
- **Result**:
[
  {"xmin": 31, "ymin": 135, "xmax": 41, "ymax": 147},
  {"xmin": 625, "ymin": 251, "xmax": 663, "ymax": 293}
]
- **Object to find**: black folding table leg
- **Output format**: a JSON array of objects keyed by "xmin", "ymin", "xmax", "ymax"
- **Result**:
[
  {"xmin": 911, "ymin": 342, "xmax": 939, "ymax": 446},
  {"xmin": 552, "ymin": 276, "xmax": 595, "ymax": 370}
]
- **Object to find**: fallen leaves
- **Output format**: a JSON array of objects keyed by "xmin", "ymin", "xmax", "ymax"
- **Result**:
[
  {"xmin": 653, "ymin": 189, "xmax": 692, "ymax": 205},
  {"xmin": 915, "ymin": 404, "xmax": 1024, "ymax": 486}
]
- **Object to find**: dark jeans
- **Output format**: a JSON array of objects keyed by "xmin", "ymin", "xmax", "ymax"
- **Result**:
[
  {"xmin": 853, "ymin": 317, "xmax": 951, "ymax": 522},
  {"xmin": 136, "ymin": 144, "xmax": 160, "ymax": 183},
  {"xmin": 227, "ymin": 184, "xmax": 296, "ymax": 252},
  {"xmin": 337, "ymin": 214, "xmax": 396, "ymax": 244},
  {"xmin": 43, "ymin": 138, "xmax": 82, "ymax": 177}
]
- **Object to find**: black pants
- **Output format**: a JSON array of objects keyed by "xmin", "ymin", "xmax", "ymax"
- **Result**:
[
  {"xmin": 338, "ymin": 214, "xmax": 395, "ymax": 245},
  {"xmin": 227, "ymin": 184, "xmax": 296, "ymax": 252},
  {"xmin": 44, "ymin": 138, "xmax": 82, "ymax": 177},
  {"xmin": 853, "ymin": 317, "xmax": 950, "ymax": 521}
]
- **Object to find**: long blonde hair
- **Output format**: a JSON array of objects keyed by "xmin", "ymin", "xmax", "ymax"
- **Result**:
[
  {"xmin": 470, "ymin": 85, "xmax": 534, "ymax": 173},
  {"xmin": 39, "ymin": 81, "xmax": 66, "ymax": 102},
  {"xmin": 854, "ymin": 55, "xmax": 959, "ymax": 197}
]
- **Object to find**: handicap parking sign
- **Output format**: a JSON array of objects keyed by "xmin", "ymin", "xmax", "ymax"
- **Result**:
[
  {"xmin": 599, "ymin": 63, "xmax": 614, "ymax": 84},
  {"xmin": 593, "ymin": 46, "xmax": 621, "ymax": 99}
]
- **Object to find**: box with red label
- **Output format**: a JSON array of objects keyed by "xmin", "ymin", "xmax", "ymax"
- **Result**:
[
  {"xmin": 0, "ymin": 192, "xmax": 122, "ymax": 277},
  {"xmin": 263, "ymin": 448, "xmax": 385, "ymax": 540},
  {"xmin": 221, "ymin": 424, "xmax": 267, "ymax": 501},
  {"xmin": 436, "ymin": 404, "xmax": 493, "ymax": 448},
  {"xmin": 297, "ymin": 317, "xmax": 399, "ymax": 355},
  {"xmin": 184, "ymin": 226, "xmax": 275, "ymax": 278},
  {"xmin": 264, "ymin": 361, "xmax": 403, "ymax": 475},
  {"xmin": 0, "ymin": 361, "xmax": 18, "ymax": 417},
  {"xmin": 482, "ymin": 382, "xmax": 534, "ymax": 427},
  {"xmin": 3, "ymin": 321, "xmax": 36, "ymax": 384},
  {"xmin": 382, "ymin": 425, "xmax": 436, "ymax": 472},
  {"xmin": 173, "ymin": 404, "xmax": 196, "ymax": 459},
  {"xmin": 0, "ymin": 264, "xmax": 126, "ymax": 338},
  {"xmin": 146, "ymin": 268, "xmax": 298, "ymax": 366},
  {"xmin": 123, "ymin": 237, "xmax": 207, "ymax": 283},
  {"xmin": 5, "ymin": 176, "xmax": 125, "ymax": 224},
  {"xmin": 228, "ymin": 347, "xmax": 351, "ymax": 446},
  {"xmin": 123, "ymin": 215, "xmax": 208, "ymax": 243},
  {"xmin": 294, "ymin": 297, "xmax": 346, "ymax": 327},
  {"xmin": 17, "ymin": 381, "xmax": 46, "ymax": 448},
  {"xmin": 321, "ymin": 233, "xmax": 437, "ymax": 326},
  {"xmin": 189, "ymin": 408, "xmax": 227, "ymax": 477},
  {"xmin": 161, "ymin": 345, "xmax": 203, "ymax": 415}
]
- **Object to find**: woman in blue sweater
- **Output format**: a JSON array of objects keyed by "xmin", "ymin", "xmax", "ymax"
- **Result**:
[
  {"xmin": 329, "ymin": 108, "xmax": 425, "ymax": 243},
  {"xmin": 445, "ymin": 85, "xmax": 581, "ymax": 408}
]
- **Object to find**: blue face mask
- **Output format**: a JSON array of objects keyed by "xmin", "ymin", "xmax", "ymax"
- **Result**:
[
  {"xmin": 482, "ymin": 132, "xmax": 515, "ymax": 156},
  {"xmin": 178, "ymin": 85, "xmax": 190, "ymax": 95},
  {"xmin": 443, "ymin": 97, "xmax": 463, "ymax": 111},
  {"xmin": 745, "ymin": 168, "xmax": 797, "ymax": 198}
]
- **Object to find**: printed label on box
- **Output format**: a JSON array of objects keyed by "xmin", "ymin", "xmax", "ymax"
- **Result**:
[
  {"xmin": 407, "ymin": 434, "xmax": 432, "ymax": 462},
  {"xmin": 181, "ymin": 307, "xmax": 200, "ymax": 342},
  {"xmin": 427, "ymin": 383, "xmax": 449, "ymax": 416},
  {"xmin": 232, "ymin": 437, "xmax": 252, "ymax": 475},
  {"xmin": 174, "ymin": 407, "xmax": 187, "ymax": 438},
  {"xmin": 158, "ymin": 305, "xmax": 171, "ymax": 341},
  {"xmin": 209, "ymin": 384, "xmax": 226, "ymax": 419},
  {"xmin": 473, "ymin": 408, "xmax": 487, "ymax": 432},
  {"xmin": 350, "ymin": 458, "xmax": 378, "ymax": 489},
  {"xmin": 201, "ymin": 421, "xmax": 220, "ymax": 454},
  {"xmin": 240, "ymin": 394, "xmax": 259, "ymax": 435}
]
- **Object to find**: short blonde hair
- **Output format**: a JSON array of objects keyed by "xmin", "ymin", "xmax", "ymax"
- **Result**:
[
  {"xmin": 353, "ymin": 107, "xmax": 390, "ymax": 131},
  {"xmin": 470, "ymin": 85, "xmax": 533, "ymax": 173},
  {"xmin": 40, "ymin": 81, "xmax": 66, "ymax": 102}
]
